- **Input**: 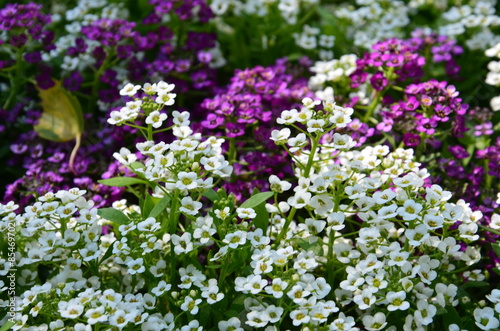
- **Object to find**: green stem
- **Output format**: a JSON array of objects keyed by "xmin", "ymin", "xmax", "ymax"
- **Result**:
[
  {"xmin": 3, "ymin": 47, "xmax": 24, "ymax": 110},
  {"xmin": 168, "ymin": 190, "xmax": 180, "ymax": 287},
  {"xmin": 88, "ymin": 50, "xmax": 113, "ymax": 113},
  {"xmin": 304, "ymin": 136, "xmax": 319, "ymax": 177},
  {"xmin": 273, "ymin": 207, "xmax": 296, "ymax": 249},
  {"xmin": 363, "ymin": 90, "xmax": 382, "ymax": 123}
]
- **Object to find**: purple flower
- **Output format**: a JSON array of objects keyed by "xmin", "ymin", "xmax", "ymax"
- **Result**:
[
  {"xmin": 449, "ymin": 145, "xmax": 470, "ymax": 159},
  {"xmin": 404, "ymin": 96, "xmax": 420, "ymax": 111},
  {"xmin": 403, "ymin": 132, "xmax": 421, "ymax": 147},
  {"xmin": 415, "ymin": 116, "xmax": 438, "ymax": 135},
  {"xmin": 226, "ymin": 122, "xmax": 246, "ymax": 138},
  {"xmin": 370, "ymin": 71, "xmax": 388, "ymax": 91},
  {"xmin": 201, "ymin": 114, "xmax": 224, "ymax": 129},
  {"xmin": 63, "ymin": 71, "xmax": 83, "ymax": 92},
  {"xmin": 474, "ymin": 122, "xmax": 494, "ymax": 136}
]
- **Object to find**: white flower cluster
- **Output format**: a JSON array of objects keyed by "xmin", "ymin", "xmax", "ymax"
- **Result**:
[
  {"xmin": 43, "ymin": 0, "xmax": 129, "ymax": 71},
  {"xmin": 485, "ymin": 42, "xmax": 500, "ymax": 111},
  {"xmin": 261, "ymin": 96, "xmax": 493, "ymax": 329},
  {"xmin": 209, "ymin": 0, "xmax": 319, "ymax": 24},
  {"xmin": 435, "ymin": 0, "xmax": 500, "ymax": 50},
  {"xmin": 111, "ymin": 82, "xmax": 232, "ymax": 194},
  {"xmin": 109, "ymin": 81, "xmax": 177, "ymax": 127},
  {"xmin": 4, "ymin": 90, "xmax": 499, "ymax": 329},
  {"xmin": 334, "ymin": 0, "xmax": 410, "ymax": 48},
  {"xmin": 293, "ymin": 25, "xmax": 336, "ymax": 60},
  {"xmin": 308, "ymin": 54, "xmax": 358, "ymax": 100}
]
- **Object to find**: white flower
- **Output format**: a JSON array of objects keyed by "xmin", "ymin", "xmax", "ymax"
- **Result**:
[
  {"xmin": 172, "ymin": 110, "xmax": 190, "ymax": 126},
  {"xmin": 287, "ymin": 284, "xmax": 311, "ymax": 304},
  {"xmin": 490, "ymin": 213, "xmax": 500, "ymax": 229},
  {"xmin": 353, "ymin": 289, "xmax": 376, "ymax": 310},
  {"xmin": 145, "ymin": 111, "xmax": 168, "ymax": 128},
  {"xmin": 137, "ymin": 217, "xmax": 161, "ymax": 232},
  {"xmin": 362, "ymin": 312, "xmax": 387, "ymax": 330},
  {"xmin": 397, "ymin": 199, "xmax": 423, "ymax": 221},
  {"xmin": 113, "ymin": 147, "xmax": 137, "ymax": 166},
  {"xmin": 290, "ymin": 309, "xmax": 310, "ymax": 326},
  {"xmin": 236, "ymin": 207, "xmax": 256, "ymax": 219},
  {"xmin": 302, "ymin": 97, "xmax": 321, "ymax": 109},
  {"xmin": 265, "ymin": 278, "xmax": 288, "ymax": 298},
  {"xmin": 490, "ymin": 96, "xmax": 500, "ymax": 111},
  {"xmin": 214, "ymin": 207, "xmax": 230, "ymax": 220},
  {"xmin": 386, "ymin": 291, "xmax": 410, "ymax": 311},
  {"xmin": 85, "ymin": 306, "xmax": 108, "ymax": 324},
  {"xmin": 223, "ymin": 230, "xmax": 247, "ymax": 248},
  {"xmin": 176, "ymin": 172, "xmax": 199, "ymax": 190},
  {"xmin": 127, "ymin": 258, "xmax": 145, "ymax": 274},
  {"xmin": 120, "ymin": 83, "xmax": 141, "ymax": 96},
  {"xmin": 179, "ymin": 197, "xmax": 202, "ymax": 216},
  {"xmin": 269, "ymin": 175, "xmax": 292, "ymax": 193},
  {"xmin": 270, "ymin": 128, "xmax": 292, "ymax": 145},
  {"xmin": 309, "ymin": 194, "xmax": 334, "ymax": 215},
  {"xmin": 414, "ymin": 300, "xmax": 437, "ymax": 325},
  {"xmin": 156, "ymin": 81, "xmax": 175, "ymax": 93},
  {"xmin": 142, "ymin": 82, "xmax": 157, "ymax": 94},
  {"xmin": 474, "ymin": 307, "xmax": 500, "ymax": 330},
  {"xmin": 307, "ymin": 119, "xmax": 325, "ymax": 133},
  {"xmin": 218, "ymin": 317, "xmax": 243, "ymax": 331},
  {"xmin": 277, "ymin": 109, "xmax": 299, "ymax": 125},
  {"xmin": 288, "ymin": 133, "xmax": 308, "ymax": 153},
  {"xmin": 155, "ymin": 91, "xmax": 177, "ymax": 105},
  {"xmin": 109, "ymin": 310, "xmax": 130, "ymax": 329},
  {"xmin": 332, "ymin": 133, "xmax": 356, "ymax": 150},
  {"xmin": 423, "ymin": 214, "xmax": 444, "ymax": 230},
  {"xmin": 180, "ymin": 296, "xmax": 202, "ymax": 315},
  {"xmin": 171, "ymin": 233, "xmax": 194, "ymax": 255},
  {"xmin": 58, "ymin": 301, "xmax": 84, "ymax": 319}
]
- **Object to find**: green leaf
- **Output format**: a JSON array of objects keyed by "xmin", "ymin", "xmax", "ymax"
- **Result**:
[
  {"xmin": 98, "ymin": 242, "xmax": 115, "ymax": 265},
  {"xmin": 492, "ymin": 243, "xmax": 500, "ymax": 258},
  {"xmin": 97, "ymin": 208, "xmax": 130, "ymax": 225},
  {"xmin": 240, "ymin": 192, "xmax": 273, "ymax": 209},
  {"xmin": 493, "ymin": 268, "xmax": 500, "ymax": 276},
  {"xmin": 98, "ymin": 177, "xmax": 147, "ymax": 187},
  {"xmin": 253, "ymin": 202, "xmax": 269, "ymax": 232},
  {"xmin": 203, "ymin": 189, "xmax": 219, "ymax": 202},
  {"xmin": 148, "ymin": 194, "xmax": 171, "ymax": 218},
  {"xmin": 0, "ymin": 321, "xmax": 15, "ymax": 331},
  {"xmin": 226, "ymin": 247, "xmax": 251, "ymax": 276},
  {"xmin": 217, "ymin": 187, "xmax": 228, "ymax": 199},
  {"xmin": 442, "ymin": 306, "xmax": 463, "ymax": 329},
  {"xmin": 461, "ymin": 281, "xmax": 489, "ymax": 289},
  {"xmin": 130, "ymin": 161, "xmax": 145, "ymax": 170},
  {"xmin": 142, "ymin": 194, "xmax": 155, "ymax": 218},
  {"xmin": 293, "ymin": 238, "xmax": 323, "ymax": 256}
]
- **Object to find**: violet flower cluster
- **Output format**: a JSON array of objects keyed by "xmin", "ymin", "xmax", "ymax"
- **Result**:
[{"xmin": 198, "ymin": 58, "xmax": 313, "ymax": 200}]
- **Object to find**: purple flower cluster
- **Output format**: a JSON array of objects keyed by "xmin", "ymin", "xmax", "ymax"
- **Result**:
[
  {"xmin": 81, "ymin": 19, "xmax": 137, "ymax": 48},
  {"xmin": 350, "ymin": 31, "xmax": 463, "ymax": 90},
  {"xmin": 350, "ymin": 38, "xmax": 426, "ymax": 89},
  {"xmin": 376, "ymin": 79, "xmax": 469, "ymax": 147},
  {"xmin": 411, "ymin": 29, "xmax": 463, "ymax": 76},
  {"xmin": 0, "ymin": 3, "xmax": 54, "ymax": 70},
  {"xmin": 3, "ymin": 111, "xmax": 131, "ymax": 209},
  {"xmin": 0, "ymin": 3, "xmax": 52, "ymax": 44},
  {"xmin": 198, "ymin": 58, "xmax": 312, "ymax": 199},
  {"xmin": 143, "ymin": 0, "xmax": 214, "ymax": 24}
]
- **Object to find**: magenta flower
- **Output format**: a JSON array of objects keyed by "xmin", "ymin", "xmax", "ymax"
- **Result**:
[
  {"xmin": 403, "ymin": 133, "xmax": 421, "ymax": 147},
  {"xmin": 474, "ymin": 122, "xmax": 494, "ymax": 136},
  {"xmin": 226, "ymin": 122, "xmax": 246, "ymax": 138}
]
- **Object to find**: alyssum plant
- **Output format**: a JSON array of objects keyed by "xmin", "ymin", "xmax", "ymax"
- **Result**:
[{"xmin": 1, "ymin": 82, "xmax": 499, "ymax": 330}]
